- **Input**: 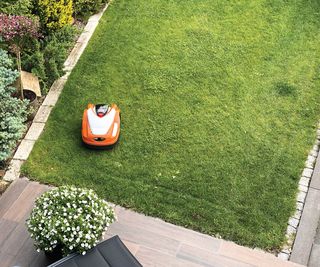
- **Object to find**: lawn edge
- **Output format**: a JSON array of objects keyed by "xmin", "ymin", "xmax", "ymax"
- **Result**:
[
  {"xmin": 277, "ymin": 125, "xmax": 320, "ymax": 262},
  {"xmin": 289, "ymin": 127, "xmax": 320, "ymax": 264}
]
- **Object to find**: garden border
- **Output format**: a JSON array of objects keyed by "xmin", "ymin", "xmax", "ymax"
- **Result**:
[
  {"xmin": 289, "ymin": 127, "xmax": 320, "ymax": 265},
  {"xmin": 277, "ymin": 125, "xmax": 320, "ymax": 261},
  {"xmin": 3, "ymin": 3, "xmax": 109, "ymax": 182}
]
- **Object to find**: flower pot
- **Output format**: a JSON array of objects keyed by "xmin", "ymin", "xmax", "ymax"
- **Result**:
[
  {"xmin": 44, "ymin": 245, "xmax": 64, "ymax": 262},
  {"xmin": 27, "ymin": 186, "xmax": 116, "ymax": 259}
]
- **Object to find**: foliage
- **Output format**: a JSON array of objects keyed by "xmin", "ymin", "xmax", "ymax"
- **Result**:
[
  {"xmin": 33, "ymin": 0, "xmax": 73, "ymax": 31},
  {"xmin": 27, "ymin": 186, "xmax": 115, "ymax": 256},
  {"xmin": 73, "ymin": 0, "xmax": 108, "ymax": 19},
  {"xmin": 47, "ymin": 24, "xmax": 80, "ymax": 46},
  {"xmin": 0, "ymin": 14, "xmax": 41, "ymax": 52},
  {"xmin": 43, "ymin": 25, "xmax": 79, "ymax": 85},
  {"xmin": 44, "ymin": 37, "xmax": 67, "ymax": 87},
  {"xmin": 0, "ymin": 0, "xmax": 33, "ymax": 16},
  {"xmin": 0, "ymin": 49, "xmax": 28, "ymax": 161},
  {"xmin": 0, "ymin": 14, "xmax": 41, "ymax": 97},
  {"xmin": 22, "ymin": 40, "xmax": 47, "ymax": 92},
  {"xmin": 22, "ymin": 25, "xmax": 79, "ymax": 94}
]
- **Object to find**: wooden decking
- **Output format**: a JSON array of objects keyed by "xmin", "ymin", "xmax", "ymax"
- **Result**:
[{"xmin": 0, "ymin": 178, "xmax": 304, "ymax": 267}]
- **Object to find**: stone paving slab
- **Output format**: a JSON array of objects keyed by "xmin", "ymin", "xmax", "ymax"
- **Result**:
[
  {"xmin": 310, "ymin": 157, "xmax": 320, "ymax": 190},
  {"xmin": 291, "ymin": 187, "xmax": 320, "ymax": 265},
  {"xmin": 63, "ymin": 42, "xmax": 87, "ymax": 71},
  {"xmin": 76, "ymin": 30, "xmax": 93, "ymax": 44},
  {"xmin": 13, "ymin": 140, "xmax": 35, "ymax": 161},
  {"xmin": 33, "ymin": 105, "xmax": 53, "ymax": 123},
  {"xmin": 3, "ymin": 159, "xmax": 24, "ymax": 182},
  {"xmin": 309, "ymin": 243, "xmax": 320, "ymax": 267},
  {"xmin": 25, "ymin": 122, "xmax": 45, "ymax": 141},
  {"xmin": 302, "ymin": 168, "xmax": 313, "ymax": 178},
  {"xmin": 42, "ymin": 78, "xmax": 68, "ymax": 107},
  {"xmin": 42, "ymin": 90, "xmax": 61, "ymax": 107}
]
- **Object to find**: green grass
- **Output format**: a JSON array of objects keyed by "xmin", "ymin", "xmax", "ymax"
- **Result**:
[{"xmin": 22, "ymin": 0, "xmax": 320, "ymax": 250}]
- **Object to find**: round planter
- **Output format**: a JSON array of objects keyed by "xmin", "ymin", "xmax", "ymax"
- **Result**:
[{"xmin": 44, "ymin": 245, "xmax": 64, "ymax": 262}]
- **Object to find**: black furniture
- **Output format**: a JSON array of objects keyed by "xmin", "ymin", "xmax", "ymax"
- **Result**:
[{"xmin": 48, "ymin": 235, "xmax": 142, "ymax": 267}]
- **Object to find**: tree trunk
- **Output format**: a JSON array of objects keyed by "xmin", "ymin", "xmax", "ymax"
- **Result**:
[{"xmin": 16, "ymin": 51, "xmax": 23, "ymax": 99}]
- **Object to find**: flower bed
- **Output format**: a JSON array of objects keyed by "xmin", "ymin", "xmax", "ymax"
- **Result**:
[{"xmin": 0, "ymin": 0, "xmax": 109, "ymax": 175}]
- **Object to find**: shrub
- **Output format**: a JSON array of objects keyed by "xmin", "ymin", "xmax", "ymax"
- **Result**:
[
  {"xmin": 22, "ymin": 25, "xmax": 79, "ymax": 93},
  {"xmin": 73, "ymin": 0, "xmax": 108, "ymax": 19},
  {"xmin": 22, "ymin": 41, "xmax": 48, "ymax": 92},
  {"xmin": 33, "ymin": 0, "xmax": 73, "ymax": 31},
  {"xmin": 0, "ymin": 14, "xmax": 41, "ymax": 97},
  {"xmin": 0, "ymin": 0, "xmax": 33, "ymax": 16},
  {"xmin": 0, "ymin": 14, "xmax": 41, "ymax": 48},
  {"xmin": 0, "ymin": 49, "xmax": 28, "ymax": 162},
  {"xmin": 27, "ymin": 186, "xmax": 115, "ymax": 256},
  {"xmin": 46, "ymin": 24, "xmax": 80, "ymax": 45}
]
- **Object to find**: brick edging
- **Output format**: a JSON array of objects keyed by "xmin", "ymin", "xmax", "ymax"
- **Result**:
[
  {"xmin": 278, "ymin": 126, "xmax": 320, "ymax": 261},
  {"xmin": 3, "ymin": 3, "xmax": 109, "ymax": 182}
]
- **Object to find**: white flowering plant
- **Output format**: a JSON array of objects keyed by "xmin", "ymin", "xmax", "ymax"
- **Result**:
[{"xmin": 27, "ymin": 186, "xmax": 115, "ymax": 256}]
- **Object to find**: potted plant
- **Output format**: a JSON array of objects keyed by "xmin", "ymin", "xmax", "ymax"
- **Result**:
[
  {"xmin": 0, "ymin": 14, "xmax": 41, "ymax": 101},
  {"xmin": 27, "ymin": 186, "xmax": 116, "ymax": 260}
]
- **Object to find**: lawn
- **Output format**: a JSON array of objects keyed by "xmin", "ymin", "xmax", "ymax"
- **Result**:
[{"xmin": 22, "ymin": 0, "xmax": 320, "ymax": 250}]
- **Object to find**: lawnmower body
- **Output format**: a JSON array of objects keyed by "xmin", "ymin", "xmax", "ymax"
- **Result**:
[{"xmin": 82, "ymin": 103, "xmax": 120, "ymax": 148}]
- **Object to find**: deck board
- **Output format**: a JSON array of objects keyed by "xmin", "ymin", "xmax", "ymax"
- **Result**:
[
  {"xmin": 0, "ymin": 178, "xmax": 29, "ymax": 218},
  {"xmin": 0, "ymin": 179, "xmax": 304, "ymax": 267}
]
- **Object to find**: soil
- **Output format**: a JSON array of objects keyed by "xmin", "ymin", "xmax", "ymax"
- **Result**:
[
  {"xmin": 23, "ymin": 90, "xmax": 37, "ymax": 102},
  {"xmin": 0, "ymin": 180, "xmax": 9, "ymax": 196}
]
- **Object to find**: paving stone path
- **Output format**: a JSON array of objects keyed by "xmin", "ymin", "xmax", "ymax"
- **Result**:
[
  {"xmin": 309, "ymin": 224, "xmax": 320, "ymax": 267},
  {"xmin": 0, "ymin": 178, "xmax": 303, "ymax": 267},
  {"xmin": 291, "ymin": 151, "xmax": 320, "ymax": 267}
]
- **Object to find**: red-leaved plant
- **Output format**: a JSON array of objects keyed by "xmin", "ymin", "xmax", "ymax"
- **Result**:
[{"xmin": 0, "ymin": 14, "xmax": 41, "ymax": 98}]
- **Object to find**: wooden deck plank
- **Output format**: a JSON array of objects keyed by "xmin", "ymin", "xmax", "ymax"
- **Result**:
[
  {"xmin": 135, "ymin": 246, "xmax": 203, "ymax": 267},
  {"xmin": 1, "ymin": 222, "xmax": 31, "ymax": 257},
  {"xmin": 0, "ymin": 178, "xmax": 29, "ymax": 218},
  {"xmin": 177, "ymin": 243, "xmax": 255, "ymax": 267},
  {"xmin": 0, "ymin": 251, "xmax": 16, "ymax": 267},
  {"xmin": 107, "ymin": 221, "xmax": 181, "ymax": 256},
  {"xmin": 115, "ymin": 206, "xmax": 222, "ymax": 253},
  {"xmin": 0, "ymin": 219, "xmax": 19, "ymax": 249},
  {"xmin": 2, "ymin": 181, "xmax": 49, "ymax": 222},
  {"xmin": 218, "ymin": 241, "xmax": 303, "ymax": 267}
]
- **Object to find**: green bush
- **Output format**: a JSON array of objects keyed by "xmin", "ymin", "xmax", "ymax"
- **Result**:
[
  {"xmin": 0, "ymin": 0, "xmax": 33, "ymax": 16},
  {"xmin": 44, "ymin": 37, "xmax": 67, "ymax": 86},
  {"xmin": 0, "ymin": 49, "xmax": 28, "ymax": 162},
  {"xmin": 22, "ymin": 41, "xmax": 48, "ymax": 92},
  {"xmin": 22, "ymin": 25, "xmax": 79, "ymax": 93},
  {"xmin": 73, "ymin": 0, "xmax": 108, "ymax": 19},
  {"xmin": 33, "ymin": 0, "xmax": 73, "ymax": 31}
]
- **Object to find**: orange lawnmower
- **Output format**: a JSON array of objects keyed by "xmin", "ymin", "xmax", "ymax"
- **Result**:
[{"xmin": 82, "ymin": 103, "xmax": 120, "ymax": 148}]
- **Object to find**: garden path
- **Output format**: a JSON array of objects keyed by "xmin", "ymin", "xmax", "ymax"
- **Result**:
[{"xmin": 0, "ymin": 178, "xmax": 304, "ymax": 267}]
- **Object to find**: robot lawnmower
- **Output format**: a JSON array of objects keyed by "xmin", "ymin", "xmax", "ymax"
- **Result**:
[{"xmin": 82, "ymin": 103, "xmax": 120, "ymax": 148}]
